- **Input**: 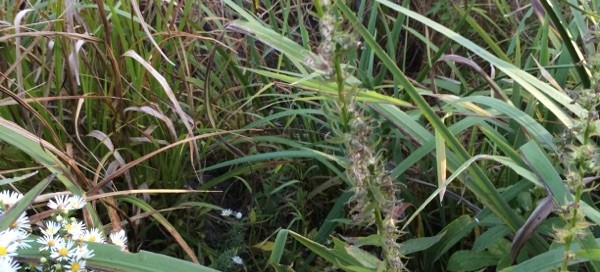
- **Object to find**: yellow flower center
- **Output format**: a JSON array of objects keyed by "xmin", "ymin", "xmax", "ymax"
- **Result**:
[
  {"xmin": 48, "ymin": 239, "xmax": 55, "ymax": 247},
  {"xmin": 71, "ymin": 262, "xmax": 81, "ymax": 271},
  {"xmin": 59, "ymin": 247, "xmax": 68, "ymax": 256},
  {"xmin": 88, "ymin": 236, "xmax": 96, "ymax": 242},
  {"xmin": 0, "ymin": 246, "xmax": 7, "ymax": 256}
]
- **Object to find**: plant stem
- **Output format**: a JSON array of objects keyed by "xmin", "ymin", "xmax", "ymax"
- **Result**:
[{"xmin": 333, "ymin": 45, "xmax": 349, "ymax": 131}]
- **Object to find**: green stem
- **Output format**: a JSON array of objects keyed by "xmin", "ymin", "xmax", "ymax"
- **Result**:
[
  {"xmin": 333, "ymin": 44, "xmax": 349, "ymax": 131},
  {"xmin": 372, "ymin": 193, "xmax": 393, "ymax": 269},
  {"xmin": 314, "ymin": 0, "xmax": 325, "ymax": 18},
  {"xmin": 561, "ymin": 183, "xmax": 582, "ymax": 271}
]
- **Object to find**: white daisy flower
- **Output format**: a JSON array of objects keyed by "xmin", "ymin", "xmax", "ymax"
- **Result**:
[
  {"xmin": 221, "ymin": 208, "xmax": 233, "ymax": 217},
  {"xmin": 66, "ymin": 195, "xmax": 86, "ymax": 211},
  {"xmin": 0, "ymin": 257, "xmax": 21, "ymax": 272},
  {"xmin": 37, "ymin": 234, "xmax": 65, "ymax": 252},
  {"xmin": 50, "ymin": 239, "xmax": 76, "ymax": 262},
  {"xmin": 48, "ymin": 195, "xmax": 70, "ymax": 212},
  {"xmin": 0, "ymin": 229, "xmax": 21, "ymax": 258},
  {"xmin": 82, "ymin": 228, "xmax": 105, "ymax": 244},
  {"xmin": 0, "ymin": 190, "xmax": 23, "ymax": 209},
  {"xmin": 232, "ymin": 255, "xmax": 243, "ymax": 265},
  {"xmin": 10, "ymin": 212, "xmax": 31, "ymax": 231},
  {"xmin": 64, "ymin": 220, "xmax": 85, "ymax": 237},
  {"xmin": 13, "ymin": 229, "xmax": 32, "ymax": 249},
  {"xmin": 73, "ymin": 244, "xmax": 94, "ymax": 260},
  {"xmin": 65, "ymin": 259, "xmax": 86, "ymax": 272},
  {"xmin": 109, "ymin": 230, "xmax": 128, "ymax": 251},
  {"xmin": 42, "ymin": 221, "xmax": 62, "ymax": 236}
]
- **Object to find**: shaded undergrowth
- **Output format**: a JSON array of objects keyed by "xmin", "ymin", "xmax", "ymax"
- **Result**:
[{"xmin": 1, "ymin": 0, "xmax": 600, "ymax": 271}]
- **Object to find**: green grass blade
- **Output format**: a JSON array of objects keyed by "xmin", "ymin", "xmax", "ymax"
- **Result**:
[
  {"xmin": 455, "ymin": 6, "xmax": 510, "ymax": 62},
  {"xmin": 450, "ymin": 96, "xmax": 556, "ymax": 151},
  {"xmin": 201, "ymin": 150, "xmax": 346, "ymax": 172},
  {"xmin": 448, "ymin": 250, "xmax": 499, "ymax": 271},
  {"xmin": 288, "ymin": 230, "xmax": 376, "ymax": 270},
  {"xmin": 398, "ymin": 232, "xmax": 445, "ymax": 255},
  {"xmin": 0, "ymin": 171, "xmax": 38, "ymax": 186},
  {"xmin": 269, "ymin": 229, "xmax": 289, "ymax": 267},
  {"xmin": 519, "ymin": 142, "xmax": 569, "ymax": 205},
  {"xmin": 435, "ymin": 130, "xmax": 447, "ymax": 201},
  {"xmin": 539, "ymin": 0, "xmax": 591, "ymax": 88}
]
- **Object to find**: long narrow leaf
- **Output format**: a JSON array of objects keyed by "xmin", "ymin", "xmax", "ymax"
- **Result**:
[{"xmin": 17, "ymin": 239, "xmax": 217, "ymax": 272}]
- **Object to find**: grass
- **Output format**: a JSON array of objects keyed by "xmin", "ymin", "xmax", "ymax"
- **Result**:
[{"xmin": 2, "ymin": 0, "xmax": 600, "ymax": 271}]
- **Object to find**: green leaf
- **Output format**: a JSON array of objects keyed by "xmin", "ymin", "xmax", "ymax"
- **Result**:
[
  {"xmin": 576, "ymin": 249, "xmax": 600, "ymax": 261},
  {"xmin": 269, "ymin": 229, "xmax": 288, "ymax": 266},
  {"xmin": 473, "ymin": 225, "xmax": 511, "ymax": 252},
  {"xmin": 301, "ymin": 191, "xmax": 354, "ymax": 271},
  {"xmin": 450, "ymin": 96, "xmax": 556, "ymax": 151},
  {"xmin": 17, "ymin": 238, "xmax": 217, "ymax": 272},
  {"xmin": 399, "ymin": 232, "xmax": 445, "ymax": 255},
  {"xmin": 539, "ymin": 0, "xmax": 591, "ymax": 87},
  {"xmin": 424, "ymin": 215, "xmax": 475, "ymax": 266},
  {"xmin": 288, "ymin": 230, "xmax": 382, "ymax": 271},
  {"xmin": 201, "ymin": 150, "xmax": 345, "ymax": 172},
  {"xmin": 448, "ymin": 250, "xmax": 499, "ymax": 271},
  {"xmin": 435, "ymin": 129, "xmax": 447, "ymax": 201},
  {"xmin": 342, "ymin": 242, "xmax": 381, "ymax": 268},
  {"xmin": 0, "ymin": 171, "xmax": 38, "ymax": 186},
  {"xmin": 245, "ymin": 68, "xmax": 411, "ymax": 107},
  {"xmin": 221, "ymin": 0, "xmax": 309, "ymax": 74},
  {"xmin": 518, "ymin": 142, "xmax": 569, "ymax": 205}
]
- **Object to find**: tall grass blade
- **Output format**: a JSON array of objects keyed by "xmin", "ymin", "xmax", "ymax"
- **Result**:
[
  {"xmin": 537, "ymin": 0, "xmax": 592, "ymax": 87},
  {"xmin": 0, "ymin": 171, "xmax": 38, "ymax": 187},
  {"xmin": 435, "ymin": 130, "xmax": 447, "ymax": 201}
]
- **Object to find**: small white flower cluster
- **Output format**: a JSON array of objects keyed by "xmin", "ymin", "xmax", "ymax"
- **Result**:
[
  {"xmin": 0, "ymin": 190, "xmax": 31, "ymax": 271},
  {"xmin": 0, "ymin": 190, "xmax": 129, "ymax": 272},
  {"xmin": 0, "ymin": 229, "xmax": 29, "ymax": 271},
  {"xmin": 231, "ymin": 255, "xmax": 243, "ymax": 265},
  {"xmin": 220, "ymin": 208, "xmax": 242, "ymax": 220}
]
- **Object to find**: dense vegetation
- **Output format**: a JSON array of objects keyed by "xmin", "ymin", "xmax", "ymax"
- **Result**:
[{"xmin": 2, "ymin": 0, "xmax": 600, "ymax": 271}]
